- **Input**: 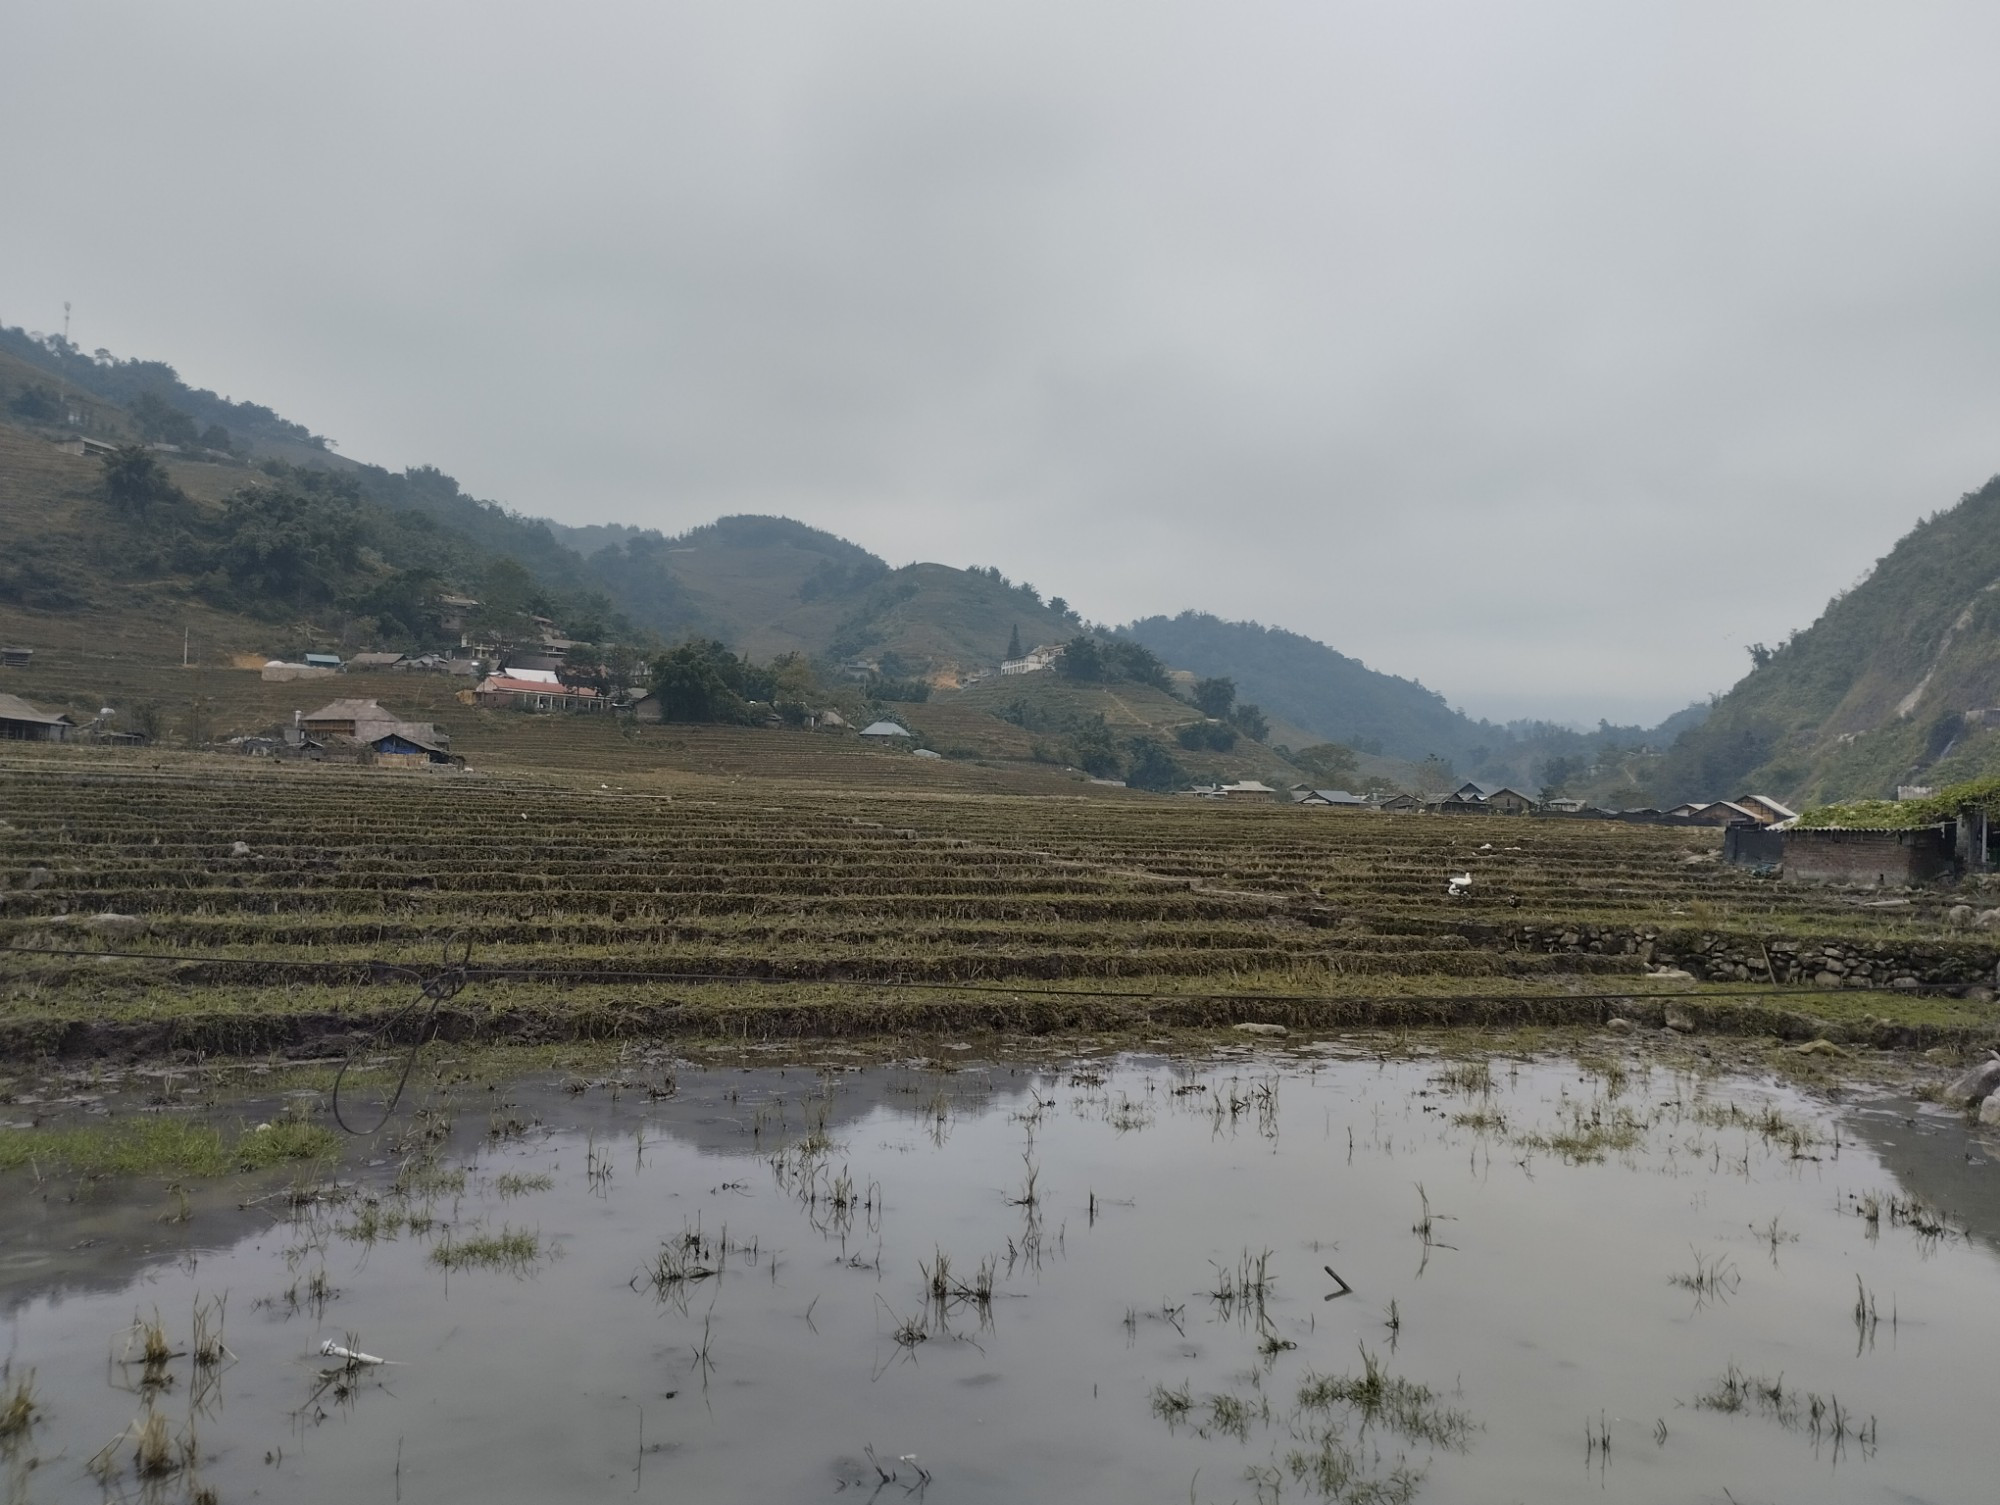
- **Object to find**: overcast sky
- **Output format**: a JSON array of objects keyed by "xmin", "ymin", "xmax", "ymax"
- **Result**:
[{"xmin": 7, "ymin": 3, "xmax": 2000, "ymax": 725}]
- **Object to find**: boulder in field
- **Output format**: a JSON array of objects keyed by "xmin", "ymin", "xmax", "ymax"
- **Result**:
[
  {"xmin": 82, "ymin": 913, "xmax": 147, "ymax": 941},
  {"xmin": 1946, "ymin": 1056, "xmax": 2000, "ymax": 1107}
]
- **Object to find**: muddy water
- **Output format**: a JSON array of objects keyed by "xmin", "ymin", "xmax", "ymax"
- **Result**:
[{"xmin": 4, "ymin": 1048, "xmax": 1999, "ymax": 1504}]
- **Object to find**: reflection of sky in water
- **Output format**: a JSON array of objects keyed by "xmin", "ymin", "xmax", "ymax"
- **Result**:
[{"xmin": 4, "ymin": 1054, "xmax": 1999, "ymax": 1504}]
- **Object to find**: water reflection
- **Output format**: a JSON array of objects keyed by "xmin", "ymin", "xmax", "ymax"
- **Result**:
[{"xmin": 3, "ymin": 1049, "xmax": 1999, "ymax": 1504}]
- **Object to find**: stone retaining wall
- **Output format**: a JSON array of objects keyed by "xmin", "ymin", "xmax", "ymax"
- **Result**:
[{"xmin": 1507, "ymin": 921, "xmax": 2000, "ymax": 990}]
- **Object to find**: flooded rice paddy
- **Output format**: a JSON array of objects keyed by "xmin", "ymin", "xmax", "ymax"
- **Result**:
[{"xmin": 4, "ymin": 1045, "xmax": 1999, "ymax": 1504}]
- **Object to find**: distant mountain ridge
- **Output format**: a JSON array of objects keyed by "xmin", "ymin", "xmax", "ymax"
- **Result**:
[
  {"xmin": 2, "ymin": 320, "xmax": 1700, "ymax": 767},
  {"xmin": 1120, "ymin": 611, "xmax": 1701, "ymax": 788},
  {"xmin": 1120, "ymin": 613, "xmax": 1474, "ymax": 759}
]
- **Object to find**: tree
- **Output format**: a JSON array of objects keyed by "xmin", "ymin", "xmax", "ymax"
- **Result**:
[
  {"xmin": 1048, "ymin": 596, "xmax": 1072, "ymax": 622},
  {"xmin": 1418, "ymin": 754, "xmax": 1456, "ymax": 790},
  {"xmin": 1057, "ymin": 635, "xmax": 1105, "ymax": 681},
  {"xmin": 1176, "ymin": 720, "xmax": 1237, "ymax": 752},
  {"xmin": 209, "ymin": 483, "xmax": 363, "ymax": 604},
  {"xmin": 1103, "ymin": 640, "xmax": 1171, "ymax": 690},
  {"xmin": 1066, "ymin": 717, "xmax": 1122, "ymax": 777},
  {"xmin": 7, "ymin": 383, "xmax": 62, "ymax": 422},
  {"xmin": 1538, "ymin": 754, "xmax": 1585, "ymax": 794},
  {"xmin": 474, "ymin": 557, "xmax": 549, "ymax": 627},
  {"xmin": 1007, "ymin": 623, "xmax": 1023, "ymax": 659},
  {"xmin": 767, "ymin": 652, "xmax": 820, "ymax": 719},
  {"xmin": 131, "ymin": 391, "xmax": 199, "ymax": 447},
  {"xmin": 1125, "ymin": 737, "xmax": 1189, "ymax": 792},
  {"xmin": 352, "ymin": 567, "xmax": 442, "ymax": 641},
  {"xmin": 1192, "ymin": 676, "xmax": 1236, "ymax": 719},
  {"xmin": 650, "ymin": 639, "xmax": 755, "ymax": 723},
  {"xmin": 1293, "ymin": 742, "xmax": 1358, "ymax": 785},
  {"xmin": 1229, "ymin": 702, "xmax": 1270, "ymax": 742},
  {"xmin": 98, "ymin": 445, "xmax": 184, "ymax": 517}
]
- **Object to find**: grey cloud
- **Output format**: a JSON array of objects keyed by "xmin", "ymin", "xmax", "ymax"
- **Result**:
[{"xmin": 7, "ymin": 2, "xmax": 2000, "ymax": 722}]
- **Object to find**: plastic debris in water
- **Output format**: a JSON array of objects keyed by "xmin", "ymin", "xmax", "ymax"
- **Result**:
[{"xmin": 319, "ymin": 1340, "xmax": 395, "ymax": 1366}]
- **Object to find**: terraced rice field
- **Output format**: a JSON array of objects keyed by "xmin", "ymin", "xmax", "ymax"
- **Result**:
[{"xmin": 1, "ymin": 750, "xmax": 1994, "ymax": 1056}]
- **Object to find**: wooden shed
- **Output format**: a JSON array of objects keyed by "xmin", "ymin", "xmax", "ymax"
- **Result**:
[{"xmin": 0, "ymin": 692, "xmax": 70, "ymax": 742}]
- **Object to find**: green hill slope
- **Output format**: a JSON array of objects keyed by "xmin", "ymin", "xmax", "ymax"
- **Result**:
[
  {"xmin": 4, "ymin": 319, "xmax": 1725, "ymax": 775},
  {"xmin": 906, "ymin": 672, "xmax": 1304, "ymax": 785},
  {"xmin": 1656, "ymin": 473, "xmax": 2000, "ymax": 806},
  {"xmin": 548, "ymin": 517, "xmax": 1082, "ymax": 677},
  {"xmin": 1120, "ymin": 612, "xmax": 1478, "ymax": 765}
]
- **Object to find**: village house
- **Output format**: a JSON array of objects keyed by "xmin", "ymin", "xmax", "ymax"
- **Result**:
[
  {"xmin": 1733, "ymin": 794, "xmax": 1799, "ymax": 826},
  {"xmin": 396, "ymin": 653, "xmax": 480, "ymax": 676},
  {"xmin": 1774, "ymin": 823, "xmax": 1958, "ymax": 886},
  {"xmin": 1001, "ymin": 644, "xmax": 1065, "ymax": 676},
  {"xmin": 298, "ymin": 698, "xmax": 452, "ymax": 753},
  {"xmin": 1, "ymin": 646, "xmax": 31, "ymax": 670},
  {"xmin": 1373, "ymin": 793, "xmax": 1422, "ymax": 812},
  {"xmin": 1293, "ymin": 789, "xmax": 1369, "ymax": 807},
  {"xmin": 300, "ymin": 698, "xmax": 393, "ymax": 739},
  {"xmin": 261, "ymin": 659, "xmax": 340, "ymax": 682},
  {"xmin": 54, "ymin": 435, "xmax": 119, "ymax": 458},
  {"xmin": 1687, "ymin": 800, "xmax": 1761, "ymax": 826},
  {"xmin": 367, "ymin": 727, "xmax": 456, "ymax": 767},
  {"xmin": 435, "ymin": 595, "xmax": 480, "ymax": 635},
  {"xmin": 346, "ymin": 652, "xmax": 406, "ymax": 672},
  {"xmin": 473, "ymin": 667, "xmax": 604, "ymax": 712},
  {"xmin": 1427, "ymin": 781, "xmax": 1484, "ymax": 813},
  {"xmin": 1219, "ymin": 780, "xmax": 1277, "ymax": 799},
  {"xmin": 858, "ymin": 719, "xmax": 913, "ymax": 740},
  {"xmin": 0, "ymin": 692, "xmax": 71, "ymax": 742},
  {"xmin": 1425, "ymin": 781, "xmax": 1536, "ymax": 815}
]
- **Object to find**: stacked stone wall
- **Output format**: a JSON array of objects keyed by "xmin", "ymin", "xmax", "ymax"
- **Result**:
[{"xmin": 1507, "ymin": 922, "xmax": 1999, "ymax": 990}]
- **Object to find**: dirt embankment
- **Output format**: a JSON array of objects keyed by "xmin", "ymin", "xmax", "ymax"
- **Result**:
[{"xmin": 7, "ymin": 987, "xmax": 1993, "ymax": 1065}]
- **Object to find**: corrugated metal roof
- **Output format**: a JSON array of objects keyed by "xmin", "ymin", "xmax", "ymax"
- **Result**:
[
  {"xmin": 0, "ymin": 692, "xmax": 67, "ymax": 725},
  {"xmin": 302, "ymin": 699, "xmax": 390, "ymax": 723}
]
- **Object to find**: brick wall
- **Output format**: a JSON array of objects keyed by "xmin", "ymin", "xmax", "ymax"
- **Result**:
[{"xmin": 1782, "ymin": 827, "xmax": 1955, "ymax": 886}]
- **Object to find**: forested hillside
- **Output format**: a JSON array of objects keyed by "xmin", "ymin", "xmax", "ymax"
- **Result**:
[
  {"xmin": 3, "ymin": 318, "xmax": 1737, "ymax": 774},
  {"xmin": 1655, "ymin": 473, "xmax": 2000, "ymax": 806},
  {"xmin": 1120, "ymin": 611, "xmax": 1700, "ymax": 794}
]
